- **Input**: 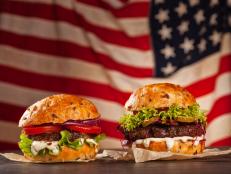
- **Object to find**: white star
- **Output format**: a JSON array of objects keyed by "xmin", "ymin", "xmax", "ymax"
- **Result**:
[
  {"xmin": 228, "ymin": 0, "xmax": 231, "ymax": 7},
  {"xmin": 210, "ymin": 14, "xmax": 217, "ymax": 26},
  {"xmin": 189, "ymin": 0, "xmax": 199, "ymax": 7},
  {"xmin": 198, "ymin": 39, "xmax": 206, "ymax": 52},
  {"xmin": 209, "ymin": 31, "xmax": 221, "ymax": 46},
  {"xmin": 155, "ymin": 0, "xmax": 164, "ymax": 5},
  {"xmin": 210, "ymin": 0, "xmax": 219, "ymax": 7},
  {"xmin": 175, "ymin": 2, "xmax": 187, "ymax": 17},
  {"xmin": 161, "ymin": 62, "xmax": 176, "ymax": 75},
  {"xmin": 155, "ymin": 9, "xmax": 169, "ymax": 23},
  {"xmin": 180, "ymin": 37, "xmax": 194, "ymax": 54},
  {"xmin": 194, "ymin": 10, "xmax": 205, "ymax": 24},
  {"xmin": 178, "ymin": 21, "xmax": 189, "ymax": 35},
  {"xmin": 158, "ymin": 25, "xmax": 172, "ymax": 40},
  {"xmin": 161, "ymin": 45, "xmax": 175, "ymax": 59}
]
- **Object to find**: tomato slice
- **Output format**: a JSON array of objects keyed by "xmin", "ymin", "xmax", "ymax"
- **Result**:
[
  {"xmin": 23, "ymin": 125, "xmax": 62, "ymax": 135},
  {"xmin": 65, "ymin": 125, "xmax": 101, "ymax": 134}
]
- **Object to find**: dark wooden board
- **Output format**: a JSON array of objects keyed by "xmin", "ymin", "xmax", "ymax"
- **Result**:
[{"xmin": 0, "ymin": 150, "xmax": 231, "ymax": 174}]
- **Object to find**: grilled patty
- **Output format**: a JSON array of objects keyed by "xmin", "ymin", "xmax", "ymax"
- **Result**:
[
  {"xmin": 29, "ymin": 131, "xmax": 93, "ymax": 141},
  {"xmin": 119, "ymin": 123, "xmax": 206, "ymax": 141}
]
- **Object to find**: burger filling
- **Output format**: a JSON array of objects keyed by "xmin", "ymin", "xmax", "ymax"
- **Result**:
[
  {"xmin": 18, "ymin": 120, "xmax": 105, "ymax": 157},
  {"xmin": 119, "ymin": 104, "xmax": 206, "ymax": 147}
]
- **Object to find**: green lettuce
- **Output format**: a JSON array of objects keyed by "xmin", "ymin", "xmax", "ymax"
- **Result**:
[
  {"xmin": 18, "ymin": 130, "xmax": 106, "ymax": 156},
  {"xmin": 119, "ymin": 104, "xmax": 206, "ymax": 131},
  {"xmin": 18, "ymin": 133, "xmax": 33, "ymax": 156}
]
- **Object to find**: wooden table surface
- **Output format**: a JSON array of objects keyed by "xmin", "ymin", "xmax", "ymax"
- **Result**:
[{"xmin": 0, "ymin": 150, "xmax": 231, "ymax": 174}]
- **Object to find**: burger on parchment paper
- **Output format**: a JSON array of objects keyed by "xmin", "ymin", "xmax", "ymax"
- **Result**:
[
  {"xmin": 18, "ymin": 94, "xmax": 105, "ymax": 162},
  {"xmin": 118, "ymin": 83, "xmax": 207, "ymax": 155}
]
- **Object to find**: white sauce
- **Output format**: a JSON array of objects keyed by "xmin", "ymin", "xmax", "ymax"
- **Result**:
[
  {"xmin": 31, "ymin": 141, "xmax": 59, "ymax": 156},
  {"xmin": 86, "ymin": 139, "xmax": 97, "ymax": 145},
  {"xmin": 135, "ymin": 135, "xmax": 205, "ymax": 151}
]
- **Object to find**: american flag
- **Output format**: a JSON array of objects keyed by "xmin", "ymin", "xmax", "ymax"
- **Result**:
[{"xmin": 0, "ymin": 0, "xmax": 230, "ymax": 151}]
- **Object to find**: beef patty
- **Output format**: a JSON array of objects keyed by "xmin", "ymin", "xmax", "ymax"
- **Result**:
[
  {"xmin": 119, "ymin": 123, "xmax": 206, "ymax": 142},
  {"xmin": 29, "ymin": 131, "xmax": 94, "ymax": 141}
]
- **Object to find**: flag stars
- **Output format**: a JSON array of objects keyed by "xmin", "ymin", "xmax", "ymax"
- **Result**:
[
  {"xmin": 178, "ymin": 21, "xmax": 189, "ymax": 35},
  {"xmin": 158, "ymin": 25, "xmax": 172, "ymax": 40},
  {"xmin": 198, "ymin": 39, "xmax": 206, "ymax": 52},
  {"xmin": 161, "ymin": 62, "xmax": 176, "ymax": 75},
  {"xmin": 161, "ymin": 45, "xmax": 175, "ymax": 59},
  {"xmin": 175, "ymin": 2, "xmax": 187, "ymax": 17},
  {"xmin": 155, "ymin": 9, "xmax": 169, "ymax": 23},
  {"xmin": 199, "ymin": 26, "xmax": 207, "ymax": 35},
  {"xmin": 180, "ymin": 37, "xmax": 194, "ymax": 54},
  {"xmin": 209, "ymin": 31, "xmax": 221, "ymax": 46},
  {"xmin": 210, "ymin": 0, "xmax": 219, "ymax": 7},
  {"xmin": 189, "ymin": 0, "xmax": 199, "ymax": 7},
  {"xmin": 210, "ymin": 14, "xmax": 217, "ymax": 26},
  {"xmin": 194, "ymin": 10, "xmax": 205, "ymax": 24}
]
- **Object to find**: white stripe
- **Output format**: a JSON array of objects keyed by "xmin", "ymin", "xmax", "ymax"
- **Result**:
[
  {"xmin": 0, "ymin": 120, "xmax": 121, "ymax": 148},
  {"xmin": 0, "ymin": 13, "xmax": 152, "ymax": 68},
  {"xmin": 0, "ymin": 121, "xmax": 21, "ymax": 143},
  {"xmin": 0, "ymin": 38, "xmax": 229, "ymax": 93},
  {"xmin": 197, "ymin": 72, "xmax": 231, "ymax": 111},
  {"xmin": 14, "ymin": 0, "xmax": 149, "ymax": 36},
  {"xmin": 206, "ymin": 113, "xmax": 231, "ymax": 146},
  {"xmin": 99, "ymin": 137, "xmax": 121, "ymax": 148},
  {"xmin": 0, "ymin": 72, "xmax": 231, "ymax": 122}
]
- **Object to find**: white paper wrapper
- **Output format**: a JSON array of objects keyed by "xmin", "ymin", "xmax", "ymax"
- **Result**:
[
  {"xmin": 0, "ymin": 153, "xmax": 94, "ymax": 163},
  {"xmin": 103, "ymin": 147, "xmax": 231, "ymax": 163},
  {"xmin": 1, "ymin": 148, "xmax": 231, "ymax": 163}
]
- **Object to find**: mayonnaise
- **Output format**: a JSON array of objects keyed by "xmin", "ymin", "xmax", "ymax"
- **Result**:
[
  {"xmin": 31, "ymin": 141, "xmax": 59, "ymax": 156},
  {"xmin": 135, "ymin": 135, "xmax": 205, "ymax": 151}
]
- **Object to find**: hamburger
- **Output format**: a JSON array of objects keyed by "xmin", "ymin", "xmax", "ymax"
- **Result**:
[
  {"xmin": 18, "ymin": 94, "xmax": 105, "ymax": 162},
  {"xmin": 118, "ymin": 83, "xmax": 206, "ymax": 154}
]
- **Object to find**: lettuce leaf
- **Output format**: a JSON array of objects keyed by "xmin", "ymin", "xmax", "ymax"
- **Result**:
[
  {"xmin": 119, "ymin": 104, "xmax": 206, "ymax": 131},
  {"xmin": 18, "ymin": 133, "xmax": 33, "ymax": 156},
  {"xmin": 59, "ymin": 130, "xmax": 84, "ymax": 149}
]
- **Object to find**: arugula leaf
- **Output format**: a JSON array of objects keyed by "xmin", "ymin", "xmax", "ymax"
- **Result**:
[
  {"xmin": 18, "ymin": 133, "xmax": 33, "ymax": 156},
  {"xmin": 119, "ymin": 104, "xmax": 206, "ymax": 131}
]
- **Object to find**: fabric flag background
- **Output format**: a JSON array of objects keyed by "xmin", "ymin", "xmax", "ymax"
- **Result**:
[{"xmin": 0, "ymin": 0, "xmax": 230, "ymax": 151}]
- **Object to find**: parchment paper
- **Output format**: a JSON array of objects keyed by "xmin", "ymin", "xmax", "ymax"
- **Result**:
[{"xmin": 1, "ymin": 147, "xmax": 231, "ymax": 163}]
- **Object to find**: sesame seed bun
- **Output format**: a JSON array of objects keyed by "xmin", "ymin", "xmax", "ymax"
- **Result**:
[
  {"xmin": 125, "ymin": 83, "xmax": 196, "ymax": 111},
  {"xmin": 19, "ymin": 94, "xmax": 100, "ymax": 127}
]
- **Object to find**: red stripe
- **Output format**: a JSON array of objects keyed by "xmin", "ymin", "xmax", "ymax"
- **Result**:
[
  {"xmin": 0, "ymin": 30, "xmax": 153, "ymax": 78},
  {"xmin": 210, "ymin": 137, "xmax": 231, "ymax": 147},
  {"xmin": 78, "ymin": 0, "xmax": 149, "ymax": 18},
  {"xmin": 0, "ymin": 54, "xmax": 230, "ymax": 105},
  {"xmin": 207, "ymin": 95, "xmax": 231, "ymax": 124},
  {"xmin": 100, "ymin": 120, "xmax": 123, "ymax": 139},
  {"xmin": 0, "ymin": 141, "xmax": 18, "ymax": 151},
  {"xmin": 0, "ymin": 65, "xmax": 130, "ymax": 105},
  {"xmin": 0, "ymin": 1, "xmax": 150, "ymax": 50},
  {"xmin": 186, "ymin": 54, "xmax": 231, "ymax": 97}
]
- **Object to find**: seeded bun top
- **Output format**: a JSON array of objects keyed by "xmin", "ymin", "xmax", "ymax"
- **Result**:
[
  {"xmin": 125, "ymin": 83, "xmax": 196, "ymax": 111},
  {"xmin": 19, "ymin": 94, "xmax": 100, "ymax": 127}
]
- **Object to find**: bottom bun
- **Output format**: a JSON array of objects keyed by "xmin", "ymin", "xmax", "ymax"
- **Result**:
[
  {"xmin": 24, "ymin": 144, "xmax": 98, "ymax": 162},
  {"xmin": 136, "ymin": 140, "xmax": 205, "ymax": 155}
]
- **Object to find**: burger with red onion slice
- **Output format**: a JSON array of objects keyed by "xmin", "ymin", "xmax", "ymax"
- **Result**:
[
  {"xmin": 18, "ymin": 94, "xmax": 105, "ymax": 162},
  {"xmin": 118, "ymin": 83, "xmax": 207, "ymax": 154}
]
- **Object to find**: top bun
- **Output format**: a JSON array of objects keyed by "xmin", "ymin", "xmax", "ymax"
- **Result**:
[
  {"xmin": 19, "ymin": 94, "xmax": 100, "ymax": 127},
  {"xmin": 125, "ymin": 83, "xmax": 196, "ymax": 111}
]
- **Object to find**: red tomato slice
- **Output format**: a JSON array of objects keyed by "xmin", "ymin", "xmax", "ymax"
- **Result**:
[
  {"xmin": 23, "ymin": 125, "xmax": 62, "ymax": 135},
  {"xmin": 65, "ymin": 125, "xmax": 101, "ymax": 134}
]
